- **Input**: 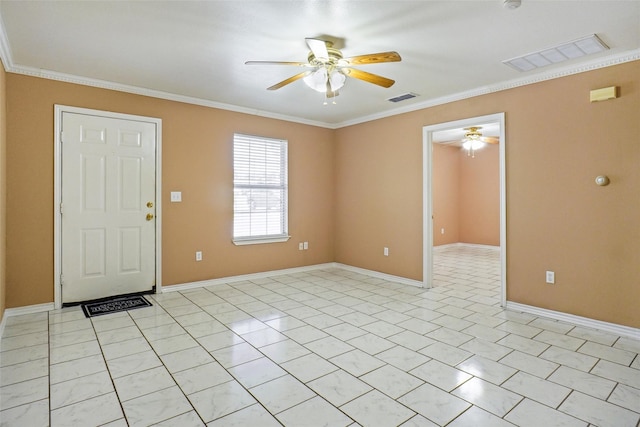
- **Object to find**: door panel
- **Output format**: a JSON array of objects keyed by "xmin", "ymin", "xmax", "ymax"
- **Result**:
[{"xmin": 62, "ymin": 112, "xmax": 156, "ymax": 303}]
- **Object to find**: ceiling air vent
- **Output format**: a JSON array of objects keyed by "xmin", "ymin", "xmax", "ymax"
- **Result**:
[{"xmin": 387, "ymin": 93, "xmax": 419, "ymax": 103}]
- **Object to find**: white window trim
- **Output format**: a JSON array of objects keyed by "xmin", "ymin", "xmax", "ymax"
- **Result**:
[{"xmin": 232, "ymin": 133, "xmax": 289, "ymax": 245}]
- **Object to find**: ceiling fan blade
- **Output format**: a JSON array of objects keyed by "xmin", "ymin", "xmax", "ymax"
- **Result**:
[
  {"xmin": 344, "ymin": 51, "xmax": 402, "ymax": 65},
  {"xmin": 267, "ymin": 71, "xmax": 311, "ymax": 90},
  {"xmin": 481, "ymin": 137, "xmax": 500, "ymax": 144},
  {"xmin": 342, "ymin": 67, "xmax": 395, "ymax": 88},
  {"xmin": 306, "ymin": 38, "xmax": 329, "ymax": 60},
  {"xmin": 245, "ymin": 60, "xmax": 310, "ymax": 67}
]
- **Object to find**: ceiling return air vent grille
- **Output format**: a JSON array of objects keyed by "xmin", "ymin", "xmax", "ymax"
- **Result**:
[
  {"xmin": 387, "ymin": 92, "xmax": 419, "ymax": 103},
  {"xmin": 503, "ymin": 34, "xmax": 609, "ymax": 72}
]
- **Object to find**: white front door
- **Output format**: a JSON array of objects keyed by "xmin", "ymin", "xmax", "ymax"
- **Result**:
[{"xmin": 61, "ymin": 111, "xmax": 157, "ymax": 303}]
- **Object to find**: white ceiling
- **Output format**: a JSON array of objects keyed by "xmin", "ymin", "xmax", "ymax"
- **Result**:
[{"xmin": 0, "ymin": 1, "xmax": 638, "ymax": 129}]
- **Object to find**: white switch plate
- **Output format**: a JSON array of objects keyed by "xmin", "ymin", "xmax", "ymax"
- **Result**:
[
  {"xmin": 171, "ymin": 191, "xmax": 182, "ymax": 202},
  {"xmin": 298, "ymin": 243, "xmax": 304, "ymax": 250},
  {"xmin": 303, "ymin": 242, "xmax": 309, "ymax": 250},
  {"xmin": 546, "ymin": 271, "xmax": 555, "ymax": 284},
  {"xmin": 383, "ymin": 247, "xmax": 389, "ymax": 256},
  {"xmin": 195, "ymin": 251, "xmax": 202, "ymax": 261}
]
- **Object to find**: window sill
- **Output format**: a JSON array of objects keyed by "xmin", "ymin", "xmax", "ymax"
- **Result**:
[{"xmin": 233, "ymin": 235, "xmax": 291, "ymax": 246}]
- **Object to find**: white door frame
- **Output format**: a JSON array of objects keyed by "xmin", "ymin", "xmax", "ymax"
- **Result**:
[
  {"xmin": 53, "ymin": 105, "xmax": 163, "ymax": 309},
  {"xmin": 422, "ymin": 112, "xmax": 506, "ymax": 307}
]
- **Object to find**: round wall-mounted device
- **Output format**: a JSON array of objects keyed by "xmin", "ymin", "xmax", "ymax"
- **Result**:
[{"xmin": 595, "ymin": 175, "xmax": 610, "ymax": 186}]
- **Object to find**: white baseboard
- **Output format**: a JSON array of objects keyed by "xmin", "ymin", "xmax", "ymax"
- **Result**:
[
  {"xmin": 162, "ymin": 263, "xmax": 339, "ymax": 293},
  {"xmin": 334, "ymin": 263, "xmax": 424, "ymax": 288},
  {"xmin": 0, "ymin": 302, "xmax": 55, "ymax": 341},
  {"xmin": 506, "ymin": 301, "xmax": 640, "ymax": 340}
]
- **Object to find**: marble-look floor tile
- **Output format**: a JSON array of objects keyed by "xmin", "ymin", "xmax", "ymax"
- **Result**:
[
  {"xmin": 0, "ymin": 357, "xmax": 48, "ymax": 386},
  {"xmin": 498, "ymin": 350, "xmax": 559, "ymax": 379},
  {"xmin": 277, "ymin": 396, "xmax": 353, "ymax": 427},
  {"xmin": 49, "ymin": 340, "xmax": 100, "ymax": 365},
  {"xmin": 419, "ymin": 342, "xmax": 473, "ymax": 366},
  {"xmin": 259, "ymin": 339, "xmax": 311, "ymax": 363},
  {"xmin": 590, "ymin": 359, "xmax": 640, "ymax": 389},
  {"xmin": 122, "ymin": 385, "xmax": 193, "ymax": 427},
  {"xmin": 607, "ymin": 383, "xmax": 640, "ymax": 413},
  {"xmin": 0, "ymin": 331, "xmax": 48, "ymax": 352},
  {"xmin": 388, "ymin": 330, "xmax": 436, "ymax": 351},
  {"xmin": 457, "ymin": 355, "xmax": 517, "ymax": 385},
  {"xmin": 50, "ymin": 370, "xmax": 114, "ymax": 409},
  {"xmin": 458, "ymin": 338, "xmax": 513, "ymax": 361},
  {"xmin": 209, "ymin": 342, "xmax": 263, "ymax": 368},
  {"xmin": 106, "ymin": 350, "xmax": 162, "ymax": 378},
  {"xmin": 173, "ymin": 362, "xmax": 233, "ymax": 395},
  {"xmin": 305, "ymin": 336, "xmax": 355, "ymax": 359},
  {"xmin": 100, "ymin": 336, "xmax": 152, "ymax": 361},
  {"xmin": 189, "ymin": 380, "xmax": 256, "ymax": 422},
  {"xmin": 347, "ymin": 333, "xmax": 395, "ymax": 355},
  {"xmin": 0, "ymin": 376, "xmax": 49, "ymax": 410},
  {"xmin": 497, "ymin": 333, "xmax": 550, "ymax": 356},
  {"xmin": 502, "ymin": 371, "xmax": 571, "ymax": 408},
  {"xmin": 149, "ymin": 333, "xmax": 199, "ymax": 355},
  {"xmin": 547, "ymin": 365, "xmax": 616, "ymax": 400},
  {"xmin": 250, "ymin": 375, "xmax": 316, "ymax": 415},
  {"xmin": 452, "ymin": 377, "xmax": 523, "ymax": 417},
  {"xmin": 410, "ymin": 359, "xmax": 471, "ymax": 392},
  {"xmin": 360, "ymin": 365, "xmax": 423, "ymax": 399},
  {"xmin": 50, "ymin": 392, "xmax": 123, "ymax": 427},
  {"xmin": 375, "ymin": 345, "xmax": 430, "ymax": 371},
  {"xmin": 280, "ymin": 352, "xmax": 339, "ymax": 383},
  {"xmin": 283, "ymin": 324, "xmax": 329, "ymax": 344},
  {"xmin": 113, "ymin": 366, "xmax": 176, "ymax": 402},
  {"xmin": 0, "ymin": 398, "xmax": 49, "ymax": 427},
  {"xmin": 578, "ymin": 340, "xmax": 636, "ymax": 365},
  {"xmin": 228, "ymin": 357, "xmax": 287, "ymax": 388},
  {"xmin": 207, "ymin": 403, "xmax": 281, "ymax": 427},
  {"xmin": 398, "ymin": 383, "xmax": 471, "ymax": 426},
  {"xmin": 307, "ymin": 369, "xmax": 372, "ymax": 406},
  {"xmin": 158, "ymin": 346, "xmax": 211, "ymax": 374},
  {"xmin": 50, "ymin": 353, "xmax": 107, "ymax": 384},
  {"xmin": 558, "ymin": 391, "xmax": 640, "ymax": 427},
  {"xmin": 151, "ymin": 410, "xmax": 205, "ymax": 426},
  {"xmin": 426, "ymin": 327, "xmax": 474, "ymax": 347},
  {"xmin": 505, "ymin": 398, "xmax": 588, "ymax": 427},
  {"xmin": 341, "ymin": 390, "xmax": 415, "ymax": 427},
  {"xmin": 447, "ymin": 405, "xmax": 515, "ymax": 427},
  {"xmin": 539, "ymin": 345, "xmax": 598, "ymax": 372},
  {"xmin": 329, "ymin": 349, "xmax": 386, "ymax": 377}
]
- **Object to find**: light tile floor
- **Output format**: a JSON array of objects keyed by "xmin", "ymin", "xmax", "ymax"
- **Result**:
[{"xmin": 1, "ymin": 244, "xmax": 639, "ymax": 426}]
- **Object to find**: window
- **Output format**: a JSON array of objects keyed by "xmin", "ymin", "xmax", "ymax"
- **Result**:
[{"xmin": 233, "ymin": 133, "xmax": 289, "ymax": 244}]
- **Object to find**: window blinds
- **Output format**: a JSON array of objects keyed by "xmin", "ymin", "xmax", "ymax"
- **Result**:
[{"xmin": 233, "ymin": 134, "xmax": 288, "ymax": 241}]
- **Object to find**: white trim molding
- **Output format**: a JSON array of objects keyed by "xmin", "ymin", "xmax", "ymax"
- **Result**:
[{"xmin": 507, "ymin": 301, "xmax": 640, "ymax": 341}]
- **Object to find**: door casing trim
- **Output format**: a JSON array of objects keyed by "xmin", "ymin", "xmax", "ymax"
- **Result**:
[
  {"xmin": 54, "ymin": 105, "xmax": 163, "ymax": 309},
  {"xmin": 422, "ymin": 112, "xmax": 506, "ymax": 307}
]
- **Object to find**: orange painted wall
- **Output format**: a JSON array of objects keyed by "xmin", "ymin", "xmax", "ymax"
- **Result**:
[
  {"xmin": 459, "ymin": 143, "xmax": 500, "ymax": 246},
  {"xmin": 335, "ymin": 60, "xmax": 640, "ymax": 328},
  {"xmin": 5, "ymin": 74, "xmax": 335, "ymax": 307},
  {"xmin": 433, "ymin": 144, "xmax": 460, "ymax": 246},
  {"xmin": 433, "ymin": 143, "xmax": 499, "ymax": 247},
  {"xmin": 3, "ymin": 60, "xmax": 639, "ymax": 329}
]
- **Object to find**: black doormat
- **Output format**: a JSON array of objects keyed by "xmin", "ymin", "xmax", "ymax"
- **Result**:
[{"xmin": 81, "ymin": 295, "xmax": 152, "ymax": 318}]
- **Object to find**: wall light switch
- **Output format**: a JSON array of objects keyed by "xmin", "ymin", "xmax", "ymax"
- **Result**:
[
  {"xmin": 171, "ymin": 191, "xmax": 182, "ymax": 202},
  {"xmin": 195, "ymin": 251, "xmax": 202, "ymax": 261},
  {"xmin": 303, "ymin": 242, "xmax": 309, "ymax": 250},
  {"xmin": 383, "ymin": 247, "xmax": 389, "ymax": 256},
  {"xmin": 546, "ymin": 271, "xmax": 555, "ymax": 284}
]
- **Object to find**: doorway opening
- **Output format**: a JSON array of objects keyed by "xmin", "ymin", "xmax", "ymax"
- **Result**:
[{"xmin": 423, "ymin": 113, "xmax": 506, "ymax": 307}]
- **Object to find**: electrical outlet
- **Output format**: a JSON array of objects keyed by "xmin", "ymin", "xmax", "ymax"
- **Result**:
[
  {"xmin": 441, "ymin": 228, "xmax": 445, "ymax": 235},
  {"xmin": 298, "ymin": 243, "xmax": 304, "ymax": 250},
  {"xmin": 195, "ymin": 251, "xmax": 202, "ymax": 261},
  {"xmin": 546, "ymin": 270, "xmax": 555, "ymax": 284},
  {"xmin": 383, "ymin": 247, "xmax": 389, "ymax": 256}
]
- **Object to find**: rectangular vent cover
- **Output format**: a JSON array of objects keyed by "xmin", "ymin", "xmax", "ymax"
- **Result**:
[{"xmin": 388, "ymin": 93, "xmax": 419, "ymax": 103}]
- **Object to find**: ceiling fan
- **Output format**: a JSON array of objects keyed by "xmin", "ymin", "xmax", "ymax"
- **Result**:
[
  {"xmin": 461, "ymin": 127, "xmax": 499, "ymax": 157},
  {"xmin": 245, "ymin": 38, "xmax": 401, "ymax": 101}
]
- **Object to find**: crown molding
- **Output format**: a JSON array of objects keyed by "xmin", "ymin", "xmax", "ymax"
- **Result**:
[
  {"xmin": 335, "ymin": 49, "xmax": 640, "ymax": 128},
  {"xmin": 1, "ymin": 6, "xmax": 638, "ymax": 130}
]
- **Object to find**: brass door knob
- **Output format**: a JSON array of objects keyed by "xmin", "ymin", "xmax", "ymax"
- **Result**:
[
  {"xmin": 146, "ymin": 213, "xmax": 154, "ymax": 221},
  {"xmin": 147, "ymin": 202, "xmax": 154, "ymax": 208}
]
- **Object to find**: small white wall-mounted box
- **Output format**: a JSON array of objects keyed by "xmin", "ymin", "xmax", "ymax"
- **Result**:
[
  {"xmin": 590, "ymin": 86, "xmax": 618, "ymax": 102},
  {"xmin": 170, "ymin": 191, "xmax": 182, "ymax": 202}
]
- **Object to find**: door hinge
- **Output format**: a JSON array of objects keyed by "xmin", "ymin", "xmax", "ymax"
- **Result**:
[
  {"xmin": 59, "ymin": 203, "xmax": 63, "ymax": 214},
  {"xmin": 60, "ymin": 274, "xmax": 64, "ymax": 286},
  {"xmin": 60, "ymin": 131, "xmax": 65, "ymax": 143}
]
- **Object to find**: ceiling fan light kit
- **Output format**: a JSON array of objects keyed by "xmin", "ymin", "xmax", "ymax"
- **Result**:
[
  {"xmin": 246, "ymin": 38, "xmax": 401, "ymax": 102},
  {"xmin": 462, "ymin": 127, "xmax": 499, "ymax": 158}
]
